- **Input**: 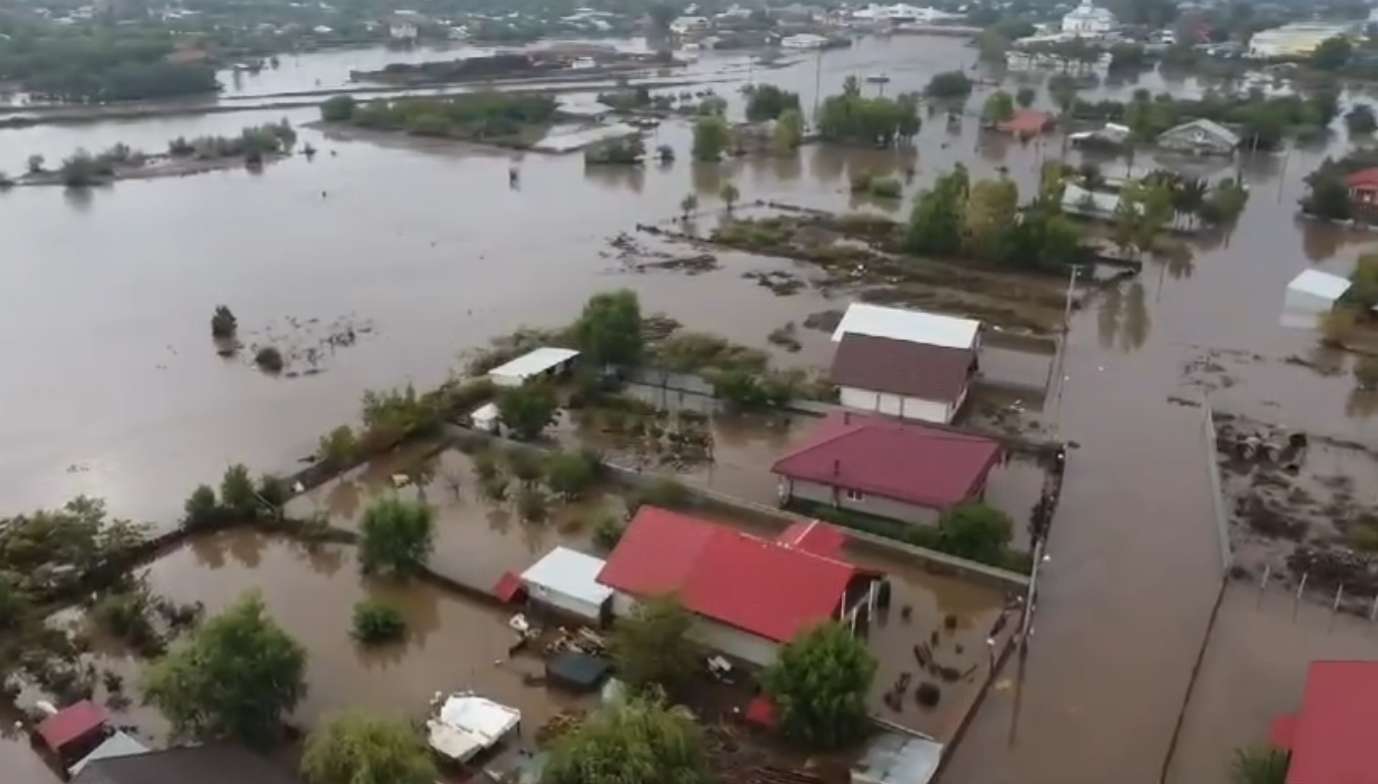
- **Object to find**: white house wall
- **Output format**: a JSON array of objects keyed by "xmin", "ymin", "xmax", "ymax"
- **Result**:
[
  {"xmin": 610, "ymin": 593, "xmax": 780, "ymax": 666},
  {"xmin": 838, "ymin": 387, "xmax": 953, "ymax": 424},
  {"xmin": 526, "ymin": 585, "xmax": 604, "ymax": 622}
]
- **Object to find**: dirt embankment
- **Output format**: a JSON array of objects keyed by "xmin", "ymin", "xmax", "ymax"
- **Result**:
[{"xmin": 13, "ymin": 153, "xmax": 288, "ymax": 188}]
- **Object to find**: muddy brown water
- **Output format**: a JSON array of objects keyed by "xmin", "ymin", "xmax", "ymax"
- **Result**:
[{"xmin": 6, "ymin": 34, "xmax": 1378, "ymax": 784}]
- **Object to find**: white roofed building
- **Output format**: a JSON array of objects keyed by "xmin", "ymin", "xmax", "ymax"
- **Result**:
[
  {"xmin": 487, "ymin": 347, "xmax": 579, "ymax": 388},
  {"xmin": 519, "ymin": 546, "xmax": 614, "ymax": 622},
  {"xmin": 1061, "ymin": 0, "xmax": 1116, "ymax": 36},
  {"xmin": 1282, "ymin": 269, "xmax": 1359, "ymax": 328},
  {"xmin": 831, "ymin": 302, "xmax": 981, "ymax": 350}
]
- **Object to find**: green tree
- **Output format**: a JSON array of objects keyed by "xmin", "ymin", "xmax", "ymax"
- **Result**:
[
  {"xmin": 610, "ymin": 594, "xmax": 699, "ymax": 696},
  {"xmin": 1347, "ymin": 104, "xmax": 1377, "ymax": 136},
  {"xmin": 761, "ymin": 621, "xmax": 876, "ymax": 750},
  {"xmin": 774, "ymin": 109, "xmax": 804, "ymax": 153},
  {"xmin": 1305, "ymin": 176, "xmax": 1352, "ymax": 221},
  {"xmin": 934, "ymin": 502, "xmax": 1013, "ymax": 565},
  {"xmin": 982, "ymin": 90, "xmax": 1015, "ymax": 123},
  {"xmin": 184, "ymin": 485, "xmax": 219, "ymax": 528},
  {"xmin": 350, "ymin": 600, "xmax": 407, "ymax": 645},
  {"xmin": 544, "ymin": 451, "xmax": 597, "ymax": 500},
  {"xmin": 318, "ymin": 425, "xmax": 359, "ymax": 469},
  {"xmin": 358, "ymin": 496, "xmax": 436, "ymax": 576},
  {"xmin": 142, "ymin": 591, "xmax": 307, "ymax": 748},
  {"xmin": 1349, "ymin": 253, "xmax": 1378, "ymax": 311},
  {"xmin": 815, "ymin": 88, "xmax": 920, "ymax": 147},
  {"xmin": 1231, "ymin": 745, "xmax": 1288, "ymax": 784},
  {"xmin": 745, "ymin": 84, "xmax": 801, "ymax": 122},
  {"xmin": 26, "ymin": 154, "xmax": 44, "ymax": 174},
  {"xmin": 301, "ymin": 711, "xmax": 436, "ymax": 784},
  {"xmin": 719, "ymin": 180, "xmax": 740, "ymax": 213},
  {"xmin": 924, "ymin": 71, "xmax": 973, "ymax": 99},
  {"xmin": 574, "ymin": 289, "xmax": 644, "ymax": 367},
  {"xmin": 497, "ymin": 382, "xmax": 559, "ymax": 441},
  {"xmin": 210, "ymin": 305, "xmax": 237, "ymax": 339},
  {"xmin": 542, "ymin": 697, "xmax": 709, "ymax": 784},
  {"xmin": 692, "ymin": 115, "xmax": 730, "ymax": 161},
  {"xmin": 320, "ymin": 95, "xmax": 358, "ymax": 122},
  {"xmin": 220, "ymin": 463, "xmax": 257, "ymax": 517},
  {"xmin": 962, "ymin": 177, "xmax": 1020, "ymax": 261},
  {"xmin": 904, "ymin": 165, "xmax": 970, "ymax": 255},
  {"xmin": 679, "ymin": 192, "xmax": 698, "ymax": 221},
  {"xmin": 1310, "ymin": 36, "xmax": 1353, "ymax": 71},
  {"xmin": 1015, "ymin": 86, "xmax": 1036, "ymax": 109}
]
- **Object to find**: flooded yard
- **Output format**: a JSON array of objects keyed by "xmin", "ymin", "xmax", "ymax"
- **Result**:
[{"xmin": 51, "ymin": 531, "xmax": 592, "ymax": 746}]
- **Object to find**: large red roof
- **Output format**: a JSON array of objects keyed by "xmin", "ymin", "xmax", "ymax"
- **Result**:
[
  {"xmin": 1283, "ymin": 660, "xmax": 1378, "ymax": 784},
  {"xmin": 771, "ymin": 412, "xmax": 1002, "ymax": 509},
  {"xmin": 37, "ymin": 700, "xmax": 106, "ymax": 754},
  {"xmin": 596, "ymin": 507, "xmax": 858, "ymax": 642},
  {"xmin": 1347, "ymin": 168, "xmax": 1378, "ymax": 189}
]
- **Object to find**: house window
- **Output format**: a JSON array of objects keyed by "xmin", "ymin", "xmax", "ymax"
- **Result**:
[{"xmin": 845, "ymin": 489, "xmax": 865, "ymax": 502}]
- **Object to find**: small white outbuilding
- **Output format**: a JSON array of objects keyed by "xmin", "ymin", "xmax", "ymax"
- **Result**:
[
  {"xmin": 1282, "ymin": 269, "xmax": 1354, "ymax": 329},
  {"xmin": 519, "ymin": 546, "xmax": 613, "ymax": 623},
  {"xmin": 487, "ymin": 347, "xmax": 580, "ymax": 388},
  {"xmin": 470, "ymin": 402, "xmax": 501, "ymax": 434}
]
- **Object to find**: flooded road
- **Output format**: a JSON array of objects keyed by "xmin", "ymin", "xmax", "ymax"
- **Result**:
[{"xmin": 4, "ymin": 32, "xmax": 1378, "ymax": 784}]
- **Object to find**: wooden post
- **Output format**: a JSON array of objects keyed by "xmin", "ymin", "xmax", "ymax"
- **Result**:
[
  {"xmin": 1258, "ymin": 564, "xmax": 1271, "ymax": 607},
  {"xmin": 1294, "ymin": 572, "xmax": 1308, "ymax": 620}
]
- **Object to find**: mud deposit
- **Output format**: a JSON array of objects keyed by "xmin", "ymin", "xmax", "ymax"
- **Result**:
[
  {"xmin": 1215, "ymin": 412, "xmax": 1378, "ymax": 608},
  {"xmin": 231, "ymin": 313, "xmax": 376, "ymax": 377}
]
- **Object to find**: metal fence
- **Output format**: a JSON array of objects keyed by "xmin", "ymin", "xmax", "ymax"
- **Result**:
[{"xmin": 1201, "ymin": 404, "xmax": 1236, "ymax": 575}]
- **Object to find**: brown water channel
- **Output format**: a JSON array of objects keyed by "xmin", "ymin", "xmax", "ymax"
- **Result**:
[{"xmin": 5, "ymin": 33, "xmax": 1378, "ymax": 784}]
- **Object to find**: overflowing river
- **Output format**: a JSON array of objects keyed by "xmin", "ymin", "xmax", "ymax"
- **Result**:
[{"xmin": 3, "ymin": 34, "xmax": 1377, "ymax": 784}]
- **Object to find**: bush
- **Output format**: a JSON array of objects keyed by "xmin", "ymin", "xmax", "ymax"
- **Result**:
[
  {"xmin": 545, "ymin": 451, "xmax": 599, "ymax": 499},
  {"xmin": 221, "ymin": 463, "xmax": 258, "ymax": 517},
  {"xmin": 210, "ymin": 305, "xmax": 237, "ymax": 339},
  {"xmin": 257, "ymin": 474, "xmax": 289, "ymax": 507},
  {"xmin": 351, "ymin": 599, "xmax": 406, "ymax": 645},
  {"xmin": 255, "ymin": 346, "xmax": 285, "ymax": 373},
  {"xmin": 631, "ymin": 476, "xmax": 691, "ymax": 511},
  {"xmin": 592, "ymin": 514, "xmax": 627, "ymax": 550},
  {"xmin": 358, "ymin": 497, "xmax": 436, "ymax": 576},
  {"xmin": 184, "ymin": 484, "xmax": 220, "ymax": 528},
  {"xmin": 507, "ymin": 446, "xmax": 545, "ymax": 485},
  {"xmin": 320, "ymin": 95, "xmax": 358, "ymax": 122},
  {"xmin": 317, "ymin": 425, "xmax": 359, "ymax": 469},
  {"xmin": 517, "ymin": 486, "xmax": 549, "ymax": 523}
]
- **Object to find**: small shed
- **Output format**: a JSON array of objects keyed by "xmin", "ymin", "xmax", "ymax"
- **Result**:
[
  {"xmin": 427, "ymin": 693, "xmax": 522, "ymax": 764},
  {"xmin": 520, "ymin": 546, "xmax": 613, "ymax": 622},
  {"xmin": 1282, "ymin": 269, "xmax": 1352, "ymax": 328},
  {"xmin": 544, "ymin": 651, "xmax": 612, "ymax": 693},
  {"xmin": 471, "ymin": 402, "xmax": 501, "ymax": 433},
  {"xmin": 487, "ymin": 347, "xmax": 579, "ymax": 388}
]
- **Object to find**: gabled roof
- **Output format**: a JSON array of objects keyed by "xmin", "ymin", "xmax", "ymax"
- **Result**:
[
  {"xmin": 830, "ymin": 332, "xmax": 975, "ymax": 403},
  {"xmin": 771, "ymin": 412, "xmax": 1002, "ymax": 509},
  {"xmin": 597, "ymin": 507, "xmax": 858, "ymax": 642},
  {"xmin": 1160, "ymin": 118, "xmax": 1240, "ymax": 147},
  {"xmin": 1287, "ymin": 269, "xmax": 1351, "ymax": 303},
  {"xmin": 1347, "ymin": 167, "xmax": 1378, "ymax": 189},
  {"xmin": 73, "ymin": 745, "xmax": 303, "ymax": 784},
  {"xmin": 37, "ymin": 700, "xmax": 106, "ymax": 754},
  {"xmin": 831, "ymin": 303, "xmax": 980, "ymax": 350},
  {"xmin": 998, "ymin": 109, "xmax": 1055, "ymax": 135},
  {"xmin": 1276, "ymin": 661, "xmax": 1378, "ymax": 784}
]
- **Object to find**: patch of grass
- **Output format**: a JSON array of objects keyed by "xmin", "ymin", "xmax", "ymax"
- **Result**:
[{"xmin": 351, "ymin": 600, "xmax": 407, "ymax": 645}]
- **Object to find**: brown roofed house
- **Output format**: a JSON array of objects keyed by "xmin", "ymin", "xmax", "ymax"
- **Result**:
[
  {"xmin": 72, "ymin": 745, "xmax": 304, "ymax": 784},
  {"xmin": 830, "ymin": 333, "xmax": 977, "ymax": 425}
]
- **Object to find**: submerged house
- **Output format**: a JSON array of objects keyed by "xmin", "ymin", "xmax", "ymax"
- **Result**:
[
  {"xmin": 1281, "ymin": 268, "xmax": 1368, "ymax": 328},
  {"xmin": 1156, "ymin": 118, "xmax": 1240, "ymax": 156},
  {"xmin": 597, "ymin": 508, "xmax": 880, "ymax": 666},
  {"xmin": 72, "ymin": 745, "xmax": 303, "ymax": 784},
  {"xmin": 771, "ymin": 411, "xmax": 1004, "ymax": 526},
  {"xmin": 829, "ymin": 303, "xmax": 981, "ymax": 424}
]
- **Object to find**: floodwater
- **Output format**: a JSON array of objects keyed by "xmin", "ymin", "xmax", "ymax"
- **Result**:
[{"xmin": 5, "ymin": 31, "xmax": 1378, "ymax": 784}]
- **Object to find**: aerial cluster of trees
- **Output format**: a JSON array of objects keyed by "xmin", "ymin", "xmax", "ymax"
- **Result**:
[
  {"xmin": 816, "ymin": 76, "xmax": 920, "ymax": 148},
  {"xmin": 585, "ymin": 135, "xmax": 646, "ymax": 166},
  {"xmin": 904, "ymin": 164, "xmax": 1088, "ymax": 271},
  {"xmin": 0, "ymin": 28, "xmax": 218, "ymax": 102},
  {"xmin": 924, "ymin": 70, "xmax": 973, "ymax": 100},
  {"xmin": 743, "ymin": 83, "xmax": 801, "ymax": 122},
  {"xmin": 980, "ymin": 88, "xmax": 1036, "ymax": 125},
  {"xmin": 166, "ymin": 120, "xmax": 298, "ymax": 162},
  {"xmin": 320, "ymin": 91, "xmax": 559, "ymax": 140},
  {"xmin": 1071, "ymin": 86, "xmax": 1339, "ymax": 149},
  {"xmin": 1303, "ymin": 150, "xmax": 1378, "ymax": 222}
]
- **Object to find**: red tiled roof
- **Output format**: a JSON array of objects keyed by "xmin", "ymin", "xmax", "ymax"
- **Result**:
[
  {"xmin": 596, "ymin": 507, "xmax": 857, "ymax": 642},
  {"xmin": 998, "ymin": 109, "xmax": 1054, "ymax": 135},
  {"xmin": 37, "ymin": 700, "xmax": 106, "ymax": 753},
  {"xmin": 1282, "ymin": 661, "xmax": 1378, "ymax": 784},
  {"xmin": 771, "ymin": 412, "xmax": 1002, "ymax": 509},
  {"xmin": 776, "ymin": 520, "xmax": 846, "ymax": 558},
  {"xmin": 1348, "ymin": 168, "xmax": 1378, "ymax": 189}
]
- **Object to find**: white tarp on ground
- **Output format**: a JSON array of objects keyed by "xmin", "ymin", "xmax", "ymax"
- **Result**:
[
  {"xmin": 427, "ymin": 693, "xmax": 521, "ymax": 763},
  {"xmin": 1282, "ymin": 269, "xmax": 1352, "ymax": 329}
]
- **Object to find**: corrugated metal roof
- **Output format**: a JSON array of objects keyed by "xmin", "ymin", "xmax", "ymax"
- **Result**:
[
  {"xmin": 520, "ymin": 546, "xmax": 613, "ymax": 608},
  {"xmin": 852, "ymin": 730, "xmax": 944, "ymax": 784},
  {"xmin": 831, "ymin": 303, "xmax": 980, "ymax": 349},
  {"xmin": 487, "ymin": 347, "xmax": 579, "ymax": 382},
  {"xmin": 69, "ymin": 732, "xmax": 149, "ymax": 777}
]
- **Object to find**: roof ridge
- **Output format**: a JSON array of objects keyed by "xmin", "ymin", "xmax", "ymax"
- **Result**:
[{"xmin": 774, "ymin": 419, "xmax": 865, "ymax": 463}]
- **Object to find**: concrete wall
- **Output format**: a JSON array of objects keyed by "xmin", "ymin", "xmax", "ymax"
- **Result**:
[
  {"xmin": 839, "ymin": 386, "xmax": 953, "ymax": 424},
  {"xmin": 782, "ymin": 477, "xmax": 940, "ymax": 526}
]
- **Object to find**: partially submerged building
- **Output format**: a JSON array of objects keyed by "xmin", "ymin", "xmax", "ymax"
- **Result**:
[
  {"xmin": 427, "ymin": 692, "xmax": 522, "ymax": 764},
  {"xmin": 596, "ymin": 508, "xmax": 880, "ymax": 665},
  {"xmin": 515, "ymin": 545, "xmax": 615, "ymax": 623},
  {"xmin": 1156, "ymin": 118, "xmax": 1240, "ymax": 157},
  {"xmin": 1281, "ymin": 269, "xmax": 1364, "ymax": 328},
  {"xmin": 71, "ymin": 744, "xmax": 302, "ymax": 784},
  {"xmin": 771, "ymin": 412, "xmax": 1004, "ymax": 526},
  {"xmin": 829, "ymin": 302, "xmax": 980, "ymax": 424},
  {"xmin": 487, "ymin": 347, "xmax": 579, "ymax": 388},
  {"xmin": 996, "ymin": 109, "xmax": 1055, "ymax": 139}
]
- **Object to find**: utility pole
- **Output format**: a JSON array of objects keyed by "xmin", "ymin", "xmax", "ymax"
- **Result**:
[{"xmin": 812, "ymin": 48, "xmax": 823, "ymax": 118}]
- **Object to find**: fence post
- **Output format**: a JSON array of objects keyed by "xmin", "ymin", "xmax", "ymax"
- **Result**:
[
  {"xmin": 1257, "ymin": 564, "xmax": 1270, "ymax": 606},
  {"xmin": 1295, "ymin": 572, "xmax": 1308, "ymax": 620},
  {"xmin": 1331, "ymin": 584, "xmax": 1345, "ymax": 631}
]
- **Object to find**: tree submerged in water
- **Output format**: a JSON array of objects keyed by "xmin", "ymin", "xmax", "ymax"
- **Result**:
[{"xmin": 210, "ymin": 306, "xmax": 238, "ymax": 340}]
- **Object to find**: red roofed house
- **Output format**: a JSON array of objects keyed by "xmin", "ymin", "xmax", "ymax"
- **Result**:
[
  {"xmin": 1348, "ymin": 168, "xmax": 1378, "ymax": 207},
  {"xmin": 597, "ymin": 507, "xmax": 880, "ymax": 666},
  {"xmin": 1269, "ymin": 660, "xmax": 1378, "ymax": 784},
  {"xmin": 771, "ymin": 411, "xmax": 1003, "ymax": 526},
  {"xmin": 998, "ymin": 109, "xmax": 1055, "ymax": 138}
]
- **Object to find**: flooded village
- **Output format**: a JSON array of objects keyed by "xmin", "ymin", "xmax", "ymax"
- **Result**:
[{"xmin": 13, "ymin": 3, "xmax": 1378, "ymax": 784}]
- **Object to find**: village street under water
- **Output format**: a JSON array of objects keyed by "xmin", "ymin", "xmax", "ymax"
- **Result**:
[{"xmin": 6, "ymin": 33, "xmax": 1378, "ymax": 784}]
